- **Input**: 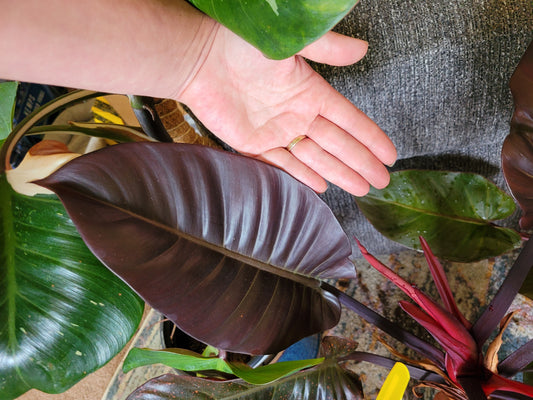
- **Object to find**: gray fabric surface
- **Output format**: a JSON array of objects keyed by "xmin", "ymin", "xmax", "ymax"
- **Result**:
[{"xmin": 313, "ymin": 0, "xmax": 533, "ymax": 255}]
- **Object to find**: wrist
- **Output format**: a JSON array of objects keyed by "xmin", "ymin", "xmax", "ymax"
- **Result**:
[
  {"xmin": 163, "ymin": 12, "xmax": 219, "ymax": 101},
  {"xmin": 146, "ymin": 0, "xmax": 219, "ymax": 100}
]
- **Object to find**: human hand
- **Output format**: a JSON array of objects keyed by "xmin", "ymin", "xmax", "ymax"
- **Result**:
[{"xmin": 178, "ymin": 25, "xmax": 397, "ymax": 196}]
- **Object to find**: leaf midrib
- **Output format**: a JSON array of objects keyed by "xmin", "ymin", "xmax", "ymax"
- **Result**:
[
  {"xmin": 363, "ymin": 195, "xmax": 498, "ymax": 226},
  {"xmin": 51, "ymin": 184, "xmax": 321, "ymax": 289}
]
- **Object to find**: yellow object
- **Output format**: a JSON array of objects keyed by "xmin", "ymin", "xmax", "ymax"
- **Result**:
[
  {"xmin": 91, "ymin": 97, "xmax": 125, "ymax": 125},
  {"xmin": 376, "ymin": 362, "xmax": 410, "ymax": 400}
]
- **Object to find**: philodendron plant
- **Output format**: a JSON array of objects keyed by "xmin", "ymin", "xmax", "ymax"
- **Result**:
[
  {"xmin": 32, "ymin": 43, "xmax": 533, "ymax": 400},
  {"xmin": 33, "ymin": 136, "xmax": 533, "ymax": 399},
  {"xmin": 1, "ymin": 26, "xmax": 531, "ymax": 400},
  {"xmin": 120, "ymin": 237, "xmax": 533, "ymax": 400},
  {"xmin": 33, "ymin": 44, "xmax": 533, "ymax": 396}
]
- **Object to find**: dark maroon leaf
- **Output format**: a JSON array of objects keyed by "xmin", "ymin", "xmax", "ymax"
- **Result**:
[
  {"xmin": 472, "ymin": 238, "xmax": 533, "ymax": 346},
  {"xmin": 341, "ymin": 352, "xmax": 444, "ymax": 383},
  {"xmin": 322, "ymin": 282, "xmax": 445, "ymax": 367},
  {"xmin": 457, "ymin": 376, "xmax": 488, "ymax": 400},
  {"xmin": 36, "ymin": 142, "xmax": 353, "ymax": 355},
  {"xmin": 502, "ymin": 40, "xmax": 533, "ymax": 230},
  {"xmin": 498, "ymin": 340, "xmax": 533, "ymax": 378}
]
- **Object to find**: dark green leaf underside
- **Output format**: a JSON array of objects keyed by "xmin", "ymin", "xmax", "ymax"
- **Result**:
[{"xmin": 355, "ymin": 170, "xmax": 521, "ymax": 262}]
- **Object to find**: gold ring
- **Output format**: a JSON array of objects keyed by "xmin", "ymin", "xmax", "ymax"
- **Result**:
[{"xmin": 286, "ymin": 135, "xmax": 307, "ymax": 152}]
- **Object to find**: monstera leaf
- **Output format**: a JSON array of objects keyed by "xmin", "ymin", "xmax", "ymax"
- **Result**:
[
  {"xmin": 502, "ymin": 40, "xmax": 533, "ymax": 231},
  {"xmin": 188, "ymin": 0, "xmax": 358, "ymax": 59},
  {"xmin": 0, "ymin": 175, "xmax": 144, "ymax": 400},
  {"xmin": 355, "ymin": 170, "xmax": 521, "ymax": 262},
  {"xmin": 36, "ymin": 142, "xmax": 354, "ymax": 355}
]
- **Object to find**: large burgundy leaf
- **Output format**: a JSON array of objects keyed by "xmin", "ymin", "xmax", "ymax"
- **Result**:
[
  {"xmin": 502, "ymin": 40, "xmax": 533, "ymax": 230},
  {"xmin": 36, "ymin": 142, "xmax": 353, "ymax": 355}
]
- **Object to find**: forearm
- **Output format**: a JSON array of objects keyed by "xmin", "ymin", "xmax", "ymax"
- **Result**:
[{"xmin": 0, "ymin": 0, "xmax": 217, "ymax": 98}]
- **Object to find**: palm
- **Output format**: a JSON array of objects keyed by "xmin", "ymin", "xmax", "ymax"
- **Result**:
[{"xmin": 180, "ymin": 26, "xmax": 397, "ymax": 196}]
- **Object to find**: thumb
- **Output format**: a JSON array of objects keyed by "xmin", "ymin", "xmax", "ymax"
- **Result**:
[{"xmin": 297, "ymin": 31, "xmax": 368, "ymax": 66}]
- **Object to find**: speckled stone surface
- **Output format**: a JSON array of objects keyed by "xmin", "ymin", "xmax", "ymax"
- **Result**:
[
  {"xmin": 102, "ymin": 247, "xmax": 532, "ymax": 400},
  {"xmin": 102, "ymin": 308, "xmax": 175, "ymax": 400}
]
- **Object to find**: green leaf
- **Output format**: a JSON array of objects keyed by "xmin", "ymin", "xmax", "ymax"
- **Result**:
[
  {"xmin": 188, "ymin": 0, "xmax": 358, "ymax": 59},
  {"xmin": 123, "ymin": 347, "xmax": 324, "ymax": 385},
  {"xmin": 0, "ymin": 81, "xmax": 18, "ymax": 145},
  {"xmin": 123, "ymin": 348, "xmax": 234, "ymax": 376},
  {"xmin": 126, "ymin": 361, "xmax": 363, "ymax": 399},
  {"xmin": 36, "ymin": 142, "xmax": 353, "ymax": 355},
  {"xmin": 0, "ymin": 174, "xmax": 144, "ymax": 399},
  {"xmin": 355, "ymin": 170, "xmax": 521, "ymax": 262},
  {"xmin": 228, "ymin": 357, "xmax": 324, "ymax": 385}
]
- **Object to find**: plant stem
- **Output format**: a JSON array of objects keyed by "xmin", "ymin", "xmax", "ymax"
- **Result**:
[
  {"xmin": 321, "ymin": 282, "xmax": 445, "ymax": 367},
  {"xmin": 472, "ymin": 239, "xmax": 533, "ymax": 346},
  {"xmin": 340, "ymin": 351, "xmax": 444, "ymax": 383}
]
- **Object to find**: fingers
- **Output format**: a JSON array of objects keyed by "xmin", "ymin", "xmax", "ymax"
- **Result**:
[
  {"xmin": 258, "ymin": 132, "xmax": 388, "ymax": 197},
  {"xmin": 298, "ymin": 31, "xmax": 368, "ymax": 66},
  {"xmin": 256, "ymin": 148, "xmax": 328, "ymax": 193},
  {"xmin": 318, "ymin": 84, "xmax": 397, "ymax": 167},
  {"xmin": 306, "ymin": 115, "xmax": 391, "ymax": 190},
  {"xmin": 287, "ymin": 136, "xmax": 374, "ymax": 196}
]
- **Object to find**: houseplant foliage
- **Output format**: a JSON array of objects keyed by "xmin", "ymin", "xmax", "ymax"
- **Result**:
[
  {"xmin": 356, "ymin": 238, "xmax": 533, "ymax": 399},
  {"xmin": 502, "ymin": 40, "xmax": 533, "ymax": 231},
  {"xmin": 355, "ymin": 170, "xmax": 521, "ymax": 263},
  {"xmin": 36, "ymin": 141, "xmax": 354, "ymax": 355},
  {"xmin": 187, "ymin": 0, "xmax": 358, "ymax": 59},
  {"xmin": 0, "ymin": 89, "xmax": 145, "ymax": 399},
  {"xmin": 501, "ymin": 39, "xmax": 533, "ymax": 300},
  {"xmin": 125, "ymin": 336, "xmax": 366, "ymax": 400},
  {"xmin": 122, "ymin": 237, "xmax": 533, "ymax": 399}
]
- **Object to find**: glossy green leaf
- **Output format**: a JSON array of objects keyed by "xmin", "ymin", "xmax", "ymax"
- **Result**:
[
  {"xmin": 188, "ymin": 0, "xmax": 358, "ymax": 59},
  {"xmin": 502, "ymin": 40, "xmax": 533, "ymax": 230},
  {"xmin": 123, "ymin": 347, "xmax": 324, "ymax": 384},
  {"xmin": 0, "ymin": 81, "xmax": 18, "ymax": 144},
  {"xmin": 123, "ymin": 348, "xmax": 234, "ymax": 376},
  {"xmin": 126, "ymin": 360, "xmax": 363, "ymax": 400},
  {"xmin": 355, "ymin": 170, "xmax": 521, "ymax": 262},
  {"xmin": 36, "ymin": 142, "xmax": 353, "ymax": 355},
  {"xmin": 0, "ymin": 174, "xmax": 144, "ymax": 399}
]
